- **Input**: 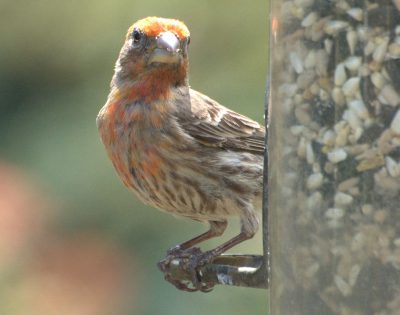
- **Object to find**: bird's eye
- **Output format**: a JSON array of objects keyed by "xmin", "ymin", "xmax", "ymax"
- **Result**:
[{"xmin": 133, "ymin": 29, "xmax": 142, "ymax": 43}]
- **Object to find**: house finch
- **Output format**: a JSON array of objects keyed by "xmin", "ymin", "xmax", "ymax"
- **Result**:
[{"xmin": 97, "ymin": 17, "xmax": 265, "ymax": 291}]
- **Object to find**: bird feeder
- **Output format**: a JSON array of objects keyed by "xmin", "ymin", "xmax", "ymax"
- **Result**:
[{"xmin": 268, "ymin": 1, "xmax": 400, "ymax": 314}]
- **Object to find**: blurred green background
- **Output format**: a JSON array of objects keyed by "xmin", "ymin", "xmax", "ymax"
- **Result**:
[{"xmin": 0, "ymin": 0, "xmax": 268, "ymax": 314}]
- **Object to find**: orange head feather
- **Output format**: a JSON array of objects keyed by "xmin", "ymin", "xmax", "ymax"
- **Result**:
[{"xmin": 127, "ymin": 17, "xmax": 190, "ymax": 40}]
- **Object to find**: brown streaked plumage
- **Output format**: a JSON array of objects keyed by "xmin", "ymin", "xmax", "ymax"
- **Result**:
[{"xmin": 97, "ymin": 17, "xmax": 265, "ymax": 292}]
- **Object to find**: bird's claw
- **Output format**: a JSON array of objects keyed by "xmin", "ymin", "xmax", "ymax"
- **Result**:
[
  {"xmin": 158, "ymin": 247, "xmax": 216, "ymax": 292},
  {"xmin": 166, "ymin": 244, "xmax": 186, "ymax": 256}
]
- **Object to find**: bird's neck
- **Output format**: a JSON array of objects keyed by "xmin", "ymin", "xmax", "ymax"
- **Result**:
[{"xmin": 112, "ymin": 62, "xmax": 189, "ymax": 104}]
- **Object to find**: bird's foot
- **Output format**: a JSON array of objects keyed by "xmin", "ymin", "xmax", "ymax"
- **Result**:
[
  {"xmin": 158, "ymin": 247, "xmax": 217, "ymax": 292},
  {"xmin": 165, "ymin": 244, "xmax": 187, "ymax": 256}
]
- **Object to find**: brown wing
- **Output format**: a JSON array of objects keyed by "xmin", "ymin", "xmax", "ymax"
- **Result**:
[{"xmin": 176, "ymin": 89, "xmax": 266, "ymax": 155}]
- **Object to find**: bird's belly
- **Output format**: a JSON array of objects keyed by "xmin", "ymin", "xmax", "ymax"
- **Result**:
[
  {"xmin": 111, "ymin": 152, "xmax": 245, "ymax": 221},
  {"xmin": 101, "ymin": 122, "xmax": 262, "ymax": 221}
]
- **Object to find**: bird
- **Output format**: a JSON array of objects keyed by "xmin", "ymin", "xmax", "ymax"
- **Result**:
[{"xmin": 96, "ymin": 16, "xmax": 265, "ymax": 291}]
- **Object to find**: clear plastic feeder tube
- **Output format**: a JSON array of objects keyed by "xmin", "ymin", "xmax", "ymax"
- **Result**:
[{"xmin": 269, "ymin": 1, "xmax": 400, "ymax": 314}]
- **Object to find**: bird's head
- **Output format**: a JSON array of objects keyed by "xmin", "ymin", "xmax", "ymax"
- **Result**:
[{"xmin": 114, "ymin": 17, "xmax": 190, "ymax": 84}]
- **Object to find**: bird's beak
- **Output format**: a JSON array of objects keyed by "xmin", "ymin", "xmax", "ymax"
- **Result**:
[{"xmin": 149, "ymin": 31, "xmax": 181, "ymax": 64}]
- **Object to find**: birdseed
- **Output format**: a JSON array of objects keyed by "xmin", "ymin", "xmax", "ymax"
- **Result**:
[{"xmin": 270, "ymin": 0, "xmax": 400, "ymax": 314}]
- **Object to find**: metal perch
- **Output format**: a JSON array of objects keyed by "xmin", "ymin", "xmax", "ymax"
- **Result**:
[{"xmin": 163, "ymin": 254, "xmax": 267, "ymax": 289}]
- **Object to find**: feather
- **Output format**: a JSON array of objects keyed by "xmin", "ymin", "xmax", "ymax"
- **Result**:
[{"xmin": 175, "ymin": 89, "xmax": 266, "ymax": 155}]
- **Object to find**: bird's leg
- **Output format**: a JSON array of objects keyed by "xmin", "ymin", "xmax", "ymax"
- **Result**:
[
  {"xmin": 186, "ymin": 211, "xmax": 259, "ymax": 290},
  {"xmin": 166, "ymin": 220, "xmax": 228, "ymax": 255},
  {"xmin": 158, "ymin": 220, "xmax": 227, "ymax": 292},
  {"xmin": 159, "ymin": 208, "xmax": 259, "ymax": 292},
  {"xmin": 197, "ymin": 227, "xmax": 256, "ymax": 263}
]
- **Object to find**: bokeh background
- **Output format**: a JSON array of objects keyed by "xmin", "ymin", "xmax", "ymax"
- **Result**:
[{"xmin": 0, "ymin": 1, "xmax": 268, "ymax": 314}]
